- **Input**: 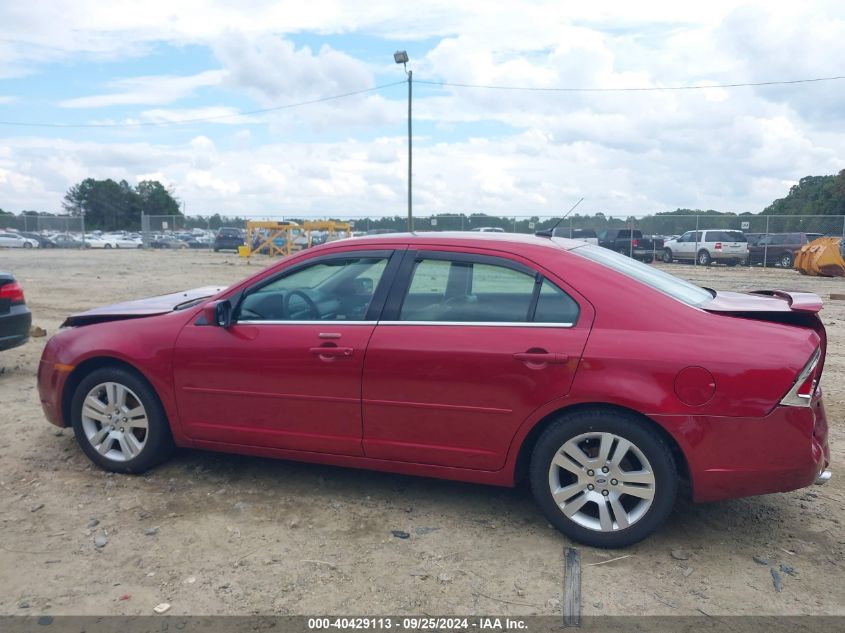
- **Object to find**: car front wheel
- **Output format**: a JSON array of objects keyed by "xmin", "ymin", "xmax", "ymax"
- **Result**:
[
  {"xmin": 530, "ymin": 408, "xmax": 678, "ymax": 548},
  {"xmin": 70, "ymin": 367, "xmax": 174, "ymax": 473},
  {"xmin": 661, "ymin": 248, "xmax": 673, "ymax": 263},
  {"xmin": 780, "ymin": 253, "xmax": 794, "ymax": 268},
  {"xmin": 697, "ymin": 250, "xmax": 711, "ymax": 266}
]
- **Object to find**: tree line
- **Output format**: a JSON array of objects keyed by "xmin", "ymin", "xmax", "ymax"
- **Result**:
[{"xmin": 2, "ymin": 169, "xmax": 844, "ymax": 233}]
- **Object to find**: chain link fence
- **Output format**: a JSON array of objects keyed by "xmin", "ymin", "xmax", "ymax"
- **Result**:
[
  {"xmin": 5, "ymin": 212, "xmax": 843, "ymax": 259},
  {"xmin": 140, "ymin": 213, "xmax": 190, "ymax": 248},
  {"xmin": 0, "ymin": 214, "xmax": 85, "ymax": 236}
]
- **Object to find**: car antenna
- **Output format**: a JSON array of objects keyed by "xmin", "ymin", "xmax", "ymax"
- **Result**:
[{"xmin": 535, "ymin": 197, "xmax": 585, "ymax": 238}]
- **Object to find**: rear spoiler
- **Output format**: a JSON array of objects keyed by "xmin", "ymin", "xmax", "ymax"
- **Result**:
[{"xmin": 749, "ymin": 290, "xmax": 823, "ymax": 313}]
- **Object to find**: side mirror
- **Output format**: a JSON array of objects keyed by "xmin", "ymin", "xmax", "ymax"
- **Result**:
[{"xmin": 202, "ymin": 299, "xmax": 233, "ymax": 328}]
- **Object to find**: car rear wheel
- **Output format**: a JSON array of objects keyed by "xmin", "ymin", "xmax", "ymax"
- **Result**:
[
  {"xmin": 70, "ymin": 367, "xmax": 174, "ymax": 473},
  {"xmin": 529, "ymin": 408, "xmax": 678, "ymax": 548},
  {"xmin": 661, "ymin": 248, "xmax": 673, "ymax": 263},
  {"xmin": 697, "ymin": 250, "xmax": 711, "ymax": 266},
  {"xmin": 780, "ymin": 253, "xmax": 794, "ymax": 268}
]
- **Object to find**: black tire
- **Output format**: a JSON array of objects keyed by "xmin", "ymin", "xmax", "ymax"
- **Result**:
[
  {"xmin": 725, "ymin": 260, "xmax": 737, "ymax": 267},
  {"xmin": 641, "ymin": 254, "xmax": 654, "ymax": 263},
  {"xmin": 70, "ymin": 366, "xmax": 174, "ymax": 474},
  {"xmin": 529, "ymin": 408, "xmax": 678, "ymax": 548},
  {"xmin": 104, "ymin": 244, "xmax": 112, "ymax": 249},
  {"xmin": 661, "ymin": 249, "xmax": 673, "ymax": 264},
  {"xmin": 697, "ymin": 250, "xmax": 711, "ymax": 266},
  {"xmin": 24, "ymin": 242, "xmax": 33, "ymax": 249},
  {"xmin": 780, "ymin": 253, "xmax": 793, "ymax": 268}
]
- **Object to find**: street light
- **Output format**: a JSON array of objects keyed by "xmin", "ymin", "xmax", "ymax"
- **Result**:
[{"xmin": 394, "ymin": 50, "xmax": 412, "ymax": 232}]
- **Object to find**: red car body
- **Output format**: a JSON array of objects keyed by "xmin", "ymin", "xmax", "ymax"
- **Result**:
[{"xmin": 38, "ymin": 233, "xmax": 830, "ymax": 507}]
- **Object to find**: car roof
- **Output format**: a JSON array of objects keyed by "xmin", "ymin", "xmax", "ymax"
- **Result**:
[{"xmin": 319, "ymin": 231, "xmax": 584, "ymax": 252}]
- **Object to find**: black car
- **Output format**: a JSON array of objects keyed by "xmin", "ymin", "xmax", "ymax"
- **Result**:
[
  {"xmin": 597, "ymin": 229, "xmax": 663, "ymax": 262},
  {"xmin": 213, "ymin": 227, "xmax": 245, "ymax": 252},
  {"xmin": 0, "ymin": 272, "xmax": 31, "ymax": 351},
  {"xmin": 19, "ymin": 232, "xmax": 57, "ymax": 248}
]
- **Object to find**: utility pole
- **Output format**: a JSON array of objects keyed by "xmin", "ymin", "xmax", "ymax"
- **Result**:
[{"xmin": 394, "ymin": 51, "xmax": 413, "ymax": 232}]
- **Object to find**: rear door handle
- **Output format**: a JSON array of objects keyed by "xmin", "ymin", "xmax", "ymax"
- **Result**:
[
  {"xmin": 310, "ymin": 346, "xmax": 354, "ymax": 358},
  {"xmin": 513, "ymin": 352, "xmax": 569, "ymax": 364}
]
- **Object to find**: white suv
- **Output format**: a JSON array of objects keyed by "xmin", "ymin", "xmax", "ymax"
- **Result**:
[{"xmin": 662, "ymin": 230, "xmax": 748, "ymax": 266}]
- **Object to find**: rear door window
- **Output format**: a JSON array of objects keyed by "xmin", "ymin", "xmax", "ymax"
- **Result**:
[{"xmin": 398, "ymin": 254, "xmax": 579, "ymax": 325}]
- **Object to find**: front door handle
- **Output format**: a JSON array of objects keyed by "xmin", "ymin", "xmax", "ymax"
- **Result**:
[
  {"xmin": 513, "ymin": 351, "xmax": 569, "ymax": 365},
  {"xmin": 310, "ymin": 346, "xmax": 354, "ymax": 358}
]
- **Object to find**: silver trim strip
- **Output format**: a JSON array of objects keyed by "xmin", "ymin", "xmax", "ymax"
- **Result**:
[
  {"xmin": 235, "ymin": 319, "xmax": 575, "ymax": 328},
  {"xmin": 236, "ymin": 320, "xmax": 376, "ymax": 325},
  {"xmin": 378, "ymin": 320, "xmax": 575, "ymax": 328}
]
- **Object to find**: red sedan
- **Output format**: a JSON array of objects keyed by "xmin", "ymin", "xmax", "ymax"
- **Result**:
[{"xmin": 37, "ymin": 233, "xmax": 831, "ymax": 547}]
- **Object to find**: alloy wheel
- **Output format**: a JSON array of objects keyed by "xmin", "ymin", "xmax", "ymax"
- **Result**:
[
  {"xmin": 547, "ymin": 431, "xmax": 656, "ymax": 532},
  {"xmin": 80, "ymin": 382, "xmax": 149, "ymax": 462}
]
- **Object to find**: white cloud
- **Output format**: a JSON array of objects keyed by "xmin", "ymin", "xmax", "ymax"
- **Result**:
[
  {"xmin": 1, "ymin": 1, "xmax": 844, "ymax": 218},
  {"xmin": 60, "ymin": 70, "xmax": 226, "ymax": 108}
]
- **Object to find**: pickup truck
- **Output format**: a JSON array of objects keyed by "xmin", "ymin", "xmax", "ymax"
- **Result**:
[{"xmin": 597, "ymin": 229, "xmax": 663, "ymax": 262}]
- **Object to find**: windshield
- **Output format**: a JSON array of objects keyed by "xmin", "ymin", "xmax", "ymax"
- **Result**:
[{"xmin": 570, "ymin": 244, "xmax": 714, "ymax": 307}]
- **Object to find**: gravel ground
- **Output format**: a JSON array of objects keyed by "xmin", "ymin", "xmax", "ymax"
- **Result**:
[{"xmin": 0, "ymin": 248, "xmax": 842, "ymax": 616}]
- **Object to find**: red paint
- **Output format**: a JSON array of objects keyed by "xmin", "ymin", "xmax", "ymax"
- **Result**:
[
  {"xmin": 38, "ymin": 233, "xmax": 830, "ymax": 503},
  {"xmin": 674, "ymin": 366, "xmax": 716, "ymax": 406}
]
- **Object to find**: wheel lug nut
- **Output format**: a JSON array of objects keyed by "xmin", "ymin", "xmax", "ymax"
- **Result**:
[
  {"xmin": 601, "ymin": 467, "xmax": 609, "ymax": 473},
  {"xmin": 122, "ymin": 418, "xmax": 128, "ymax": 422},
  {"xmin": 587, "ymin": 469, "xmax": 594, "ymax": 476},
  {"xmin": 587, "ymin": 484, "xmax": 594, "ymax": 491},
  {"xmin": 107, "ymin": 414, "xmax": 112, "ymax": 420},
  {"xmin": 611, "ymin": 479, "xmax": 618, "ymax": 486},
  {"xmin": 602, "ymin": 490, "xmax": 609, "ymax": 497}
]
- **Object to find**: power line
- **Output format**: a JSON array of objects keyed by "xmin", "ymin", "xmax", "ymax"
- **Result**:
[
  {"xmin": 0, "ymin": 73, "xmax": 842, "ymax": 129},
  {"xmin": 416, "ymin": 74, "xmax": 845, "ymax": 92},
  {"xmin": 0, "ymin": 81, "xmax": 405, "ymax": 129}
]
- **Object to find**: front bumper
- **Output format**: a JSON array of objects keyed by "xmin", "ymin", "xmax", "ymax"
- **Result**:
[{"xmin": 653, "ymin": 393, "xmax": 830, "ymax": 503}]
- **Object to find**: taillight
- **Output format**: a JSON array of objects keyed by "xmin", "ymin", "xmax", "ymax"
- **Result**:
[
  {"xmin": 780, "ymin": 348, "xmax": 821, "ymax": 407},
  {"xmin": 0, "ymin": 281, "xmax": 25, "ymax": 305},
  {"xmin": 714, "ymin": 242, "xmax": 722, "ymax": 250},
  {"xmin": 632, "ymin": 239, "xmax": 639, "ymax": 247}
]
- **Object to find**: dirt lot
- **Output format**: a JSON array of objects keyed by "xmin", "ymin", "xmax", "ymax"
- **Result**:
[{"xmin": 0, "ymin": 248, "xmax": 843, "ymax": 616}]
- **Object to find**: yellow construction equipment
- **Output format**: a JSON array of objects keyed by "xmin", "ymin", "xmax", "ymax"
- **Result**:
[
  {"xmin": 302, "ymin": 220, "xmax": 352, "ymax": 247},
  {"xmin": 794, "ymin": 236, "xmax": 845, "ymax": 277},
  {"xmin": 243, "ymin": 220, "xmax": 302, "ymax": 257},
  {"xmin": 241, "ymin": 219, "xmax": 352, "ymax": 256}
]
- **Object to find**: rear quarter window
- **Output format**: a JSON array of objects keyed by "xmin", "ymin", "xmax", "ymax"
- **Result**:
[{"xmin": 571, "ymin": 244, "xmax": 713, "ymax": 307}]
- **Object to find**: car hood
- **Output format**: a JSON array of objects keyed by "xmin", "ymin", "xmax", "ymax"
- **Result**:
[
  {"xmin": 702, "ymin": 290, "xmax": 822, "ymax": 314},
  {"xmin": 62, "ymin": 286, "xmax": 224, "ymax": 326}
]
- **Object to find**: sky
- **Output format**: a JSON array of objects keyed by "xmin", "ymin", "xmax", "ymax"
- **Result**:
[{"xmin": 0, "ymin": 0, "xmax": 844, "ymax": 219}]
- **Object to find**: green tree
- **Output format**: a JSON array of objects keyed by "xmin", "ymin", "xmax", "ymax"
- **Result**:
[
  {"xmin": 136, "ymin": 180, "xmax": 180, "ymax": 216},
  {"xmin": 63, "ymin": 178, "xmax": 181, "ymax": 230},
  {"xmin": 763, "ymin": 171, "xmax": 845, "ymax": 217}
]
